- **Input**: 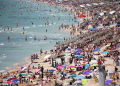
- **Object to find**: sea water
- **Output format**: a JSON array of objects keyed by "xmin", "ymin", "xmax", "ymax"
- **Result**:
[{"xmin": 0, "ymin": 0, "xmax": 82, "ymax": 72}]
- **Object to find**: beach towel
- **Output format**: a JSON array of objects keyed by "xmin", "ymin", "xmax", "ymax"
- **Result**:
[{"xmin": 105, "ymin": 64, "xmax": 114, "ymax": 66}]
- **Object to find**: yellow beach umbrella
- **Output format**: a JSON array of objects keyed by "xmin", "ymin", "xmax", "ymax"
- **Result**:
[
  {"xmin": 82, "ymin": 79, "xmax": 87, "ymax": 85},
  {"xmin": 106, "ymin": 44, "xmax": 110, "ymax": 47}
]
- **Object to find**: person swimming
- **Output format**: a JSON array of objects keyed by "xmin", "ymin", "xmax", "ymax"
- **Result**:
[
  {"xmin": 46, "ymin": 29, "xmax": 47, "ymax": 32},
  {"xmin": 25, "ymin": 36, "xmax": 27, "ymax": 41},
  {"xmin": 8, "ymin": 36, "xmax": 10, "ymax": 42},
  {"xmin": 11, "ymin": 27, "xmax": 12, "ymax": 31},
  {"xmin": 44, "ymin": 35, "xmax": 47, "ymax": 40},
  {"xmin": 34, "ymin": 36, "xmax": 36, "ymax": 41}
]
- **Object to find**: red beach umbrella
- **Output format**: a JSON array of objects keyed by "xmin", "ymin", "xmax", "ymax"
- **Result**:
[
  {"xmin": 78, "ymin": 14, "xmax": 85, "ymax": 18},
  {"xmin": 7, "ymin": 77, "xmax": 16, "ymax": 81}
]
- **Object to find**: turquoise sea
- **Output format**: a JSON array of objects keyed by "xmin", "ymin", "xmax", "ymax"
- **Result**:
[{"xmin": 0, "ymin": 0, "xmax": 82, "ymax": 72}]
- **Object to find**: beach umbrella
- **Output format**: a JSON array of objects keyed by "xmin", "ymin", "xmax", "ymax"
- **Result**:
[
  {"xmin": 31, "ymin": 63, "xmax": 37, "ymax": 66},
  {"xmin": 82, "ymin": 71, "xmax": 91, "ymax": 75},
  {"xmin": 78, "ymin": 65, "xmax": 83, "ymax": 68},
  {"xmin": 94, "ymin": 47, "xmax": 101, "ymax": 51},
  {"xmin": 67, "ymin": 66, "xmax": 75, "ymax": 69},
  {"xmin": 75, "ymin": 76, "xmax": 85, "ymax": 79},
  {"xmin": 50, "ymin": 69, "xmax": 56, "ymax": 72},
  {"xmin": 78, "ymin": 14, "xmax": 85, "ymax": 18},
  {"xmin": 103, "ymin": 51, "xmax": 109, "ymax": 54},
  {"xmin": 91, "ymin": 64, "xmax": 98, "ymax": 67},
  {"xmin": 73, "ymin": 80, "xmax": 83, "ymax": 84},
  {"xmin": 85, "ymin": 64, "xmax": 89, "ymax": 70},
  {"xmin": 35, "ymin": 69, "xmax": 40, "ymax": 73},
  {"xmin": 7, "ymin": 81, "xmax": 13, "ymax": 83},
  {"xmin": 82, "ymin": 79, "xmax": 87, "ymax": 85},
  {"xmin": 70, "ymin": 74, "xmax": 77, "ymax": 77},
  {"xmin": 105, "ymin": 80, "xmax": 113, "ymax": 85},
  {"xmin": 57, "ymin": 66, "xmax": 63, "ymax": 69},
  {"xmin": 13, "ymin": 79, "xmax": 20, "ymax": 82},
  {"xmin": 79, "ymin": 5, "xmax": 85, "ymax": 7},
  {"xmin": 109, "ymin": 11, "xmax": 116, "ymax": 14},
  {"xmin": 106, "ymin": 44, "xmax": 110, "ymax": 47},
  {"xmin": 78, "ymin": 55, "xmax": 83, "ymax": 58},
  {"xmin": 7, "ymin": 77, "xmax": 16, "ymax": 81},
  {"xmin": 116, "ymin": 44, "xmax": 120, "ymax": 48},
  {"xmin": 44, "ymin": 55, "xmax": 51, "ymax": 59},
  {"xmin": 21, "ymin": 66, "xmax": 27, "ymax": 71},
  {"xmin": 76, "ymin": 49, "xmax": 82, "ymax": 52},
  {"xmin": 18, "ymin": 74, "xmax": 26, "ymax": 77}
]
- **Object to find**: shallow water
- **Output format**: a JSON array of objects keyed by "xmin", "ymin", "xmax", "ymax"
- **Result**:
[{"xmin": 0, "ymin": 0, "xmax": 82, "ymax": 71}]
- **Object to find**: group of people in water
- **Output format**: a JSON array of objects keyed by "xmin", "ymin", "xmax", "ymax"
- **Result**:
[{"xmin": 0, "ymin": 0, "xmax": 76, "ymax": 43}]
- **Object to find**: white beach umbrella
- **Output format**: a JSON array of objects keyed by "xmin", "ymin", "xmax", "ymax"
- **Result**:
[
  {"xmin": 44, "ymin": 55, "xmax": 51, "ymax": 59},
  {"xmin": 86, "ymin": 4, "xmax": 91, "ymax": 6},
  {"xmin": 79, "ymin": 5, "xmax": 85, "ymax": 7},
  {"xmin": 109, "ymin": 11, "xmax": 116, "ymax": 14},
  {"xmin": 21, "ymin": 66, "xmax": 27, "ymax": 71},
  {"xmin": 90, "ymin": 60, "xmax": 97, "ymax": 64},
  {"xmin": 99, "ymin": 2, "xmax": 104, "ymax": 5},
  {"xmin": 99, "ymin": 12, "xmax": 104, "ymax": 16}
]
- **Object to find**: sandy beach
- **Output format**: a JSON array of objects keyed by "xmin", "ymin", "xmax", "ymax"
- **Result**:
[{"xmin": 0, "ymin": 0, "xmax": 120, "ymax": 86}]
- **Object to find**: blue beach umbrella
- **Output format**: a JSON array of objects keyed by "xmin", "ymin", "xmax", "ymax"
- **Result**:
[
  {"xmin": 103, "ymin": 51, "xmax": 109, "ymax": 54},
  {"xmin": 89, "ymin": 27, "xmax": 94, "ymax": 30},
  {"xmin": 31, "ymin": 63, "xmax": 37, "ymax": 66},
  {"xmin": 94, "ymin": 47, "xmax": 101, "ymax": 51},
  {"xmin": 78, "ymin": 55, "xmax": 83, "ymax": 58},
  {"xmin": 70, "ymin": 74, "xmax": 77, "ymax": 77},
  {"xmin": 85, "ymin": 64, "xmax": 89, "ymax": 70},
  {"xmin": 50, "ymin": 69, "xmax": 56, "ymax": 72},
  {"xmin": 75, "ymin": 76, "xmax": 85, "ymax": 79},
  {"xmin": 13, "ymin": 79, "xmax": 20, "ymax": 82},
  {"xmin": 116, "ymin": 45, "xmax": 120, "ymax": 48}
]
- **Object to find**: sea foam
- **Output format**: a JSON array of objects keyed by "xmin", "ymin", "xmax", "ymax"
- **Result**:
[{"xmin": 0, "ymin": 43, "xmax": 4, "ymax": 45}]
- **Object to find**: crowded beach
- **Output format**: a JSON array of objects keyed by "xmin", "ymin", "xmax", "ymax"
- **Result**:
[{"xmin": 0, "ymin": 0, "xmax": 120, "ymax": 86}]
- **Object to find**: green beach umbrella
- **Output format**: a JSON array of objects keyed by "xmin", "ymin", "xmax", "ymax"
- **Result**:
[{"xmin": 91, "ymin": 64, "xmax": 98, "ymax": 67}]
